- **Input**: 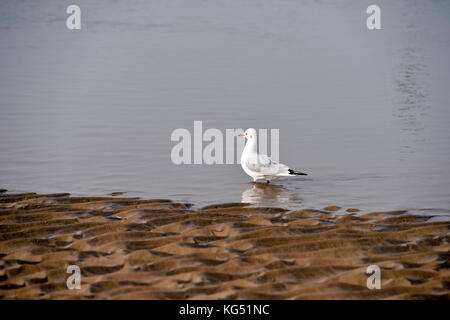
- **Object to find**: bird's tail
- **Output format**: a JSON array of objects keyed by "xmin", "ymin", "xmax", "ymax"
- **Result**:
[{"xmin": 288, "ymin": 169, "xmax": 307, "ymax": 176}]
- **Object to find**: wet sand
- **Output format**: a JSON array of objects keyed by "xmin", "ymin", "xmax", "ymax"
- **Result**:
[{"xmin": 0, "ymin": 192, "xmax": 448, "ymax": 300}]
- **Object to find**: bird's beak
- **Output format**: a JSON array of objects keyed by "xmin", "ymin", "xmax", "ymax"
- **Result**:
[{"xmin": 239, "ymin": 133, "xmax": 245, "ymax": 137}]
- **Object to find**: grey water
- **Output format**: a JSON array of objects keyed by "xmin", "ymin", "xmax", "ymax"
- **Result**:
[{"xmin": 1, "ymin": 0, "xmax": 449, "ymax": 217}]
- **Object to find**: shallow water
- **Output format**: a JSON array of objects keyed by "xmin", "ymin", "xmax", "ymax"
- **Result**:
[{"xmin": 0, "ymin": 0, "xmax": 449, "ymax": 215}]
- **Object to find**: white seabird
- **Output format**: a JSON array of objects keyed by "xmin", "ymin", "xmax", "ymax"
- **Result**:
[{"xmin": 239, "ymin": 128, "xmax": 307, "ymax": 184}]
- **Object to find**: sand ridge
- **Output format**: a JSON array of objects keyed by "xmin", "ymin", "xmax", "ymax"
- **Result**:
[{"xmin": 0, "ymin": 193, "xmax": 448, "ymax": 299}]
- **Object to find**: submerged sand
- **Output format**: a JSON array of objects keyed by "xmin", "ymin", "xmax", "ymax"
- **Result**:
[{"xmin": 0, "ymin": 193, "xmax": 448, "ymax": 300}]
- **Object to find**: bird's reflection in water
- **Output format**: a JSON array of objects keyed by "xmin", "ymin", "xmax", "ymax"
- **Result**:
[{"xmin": 242, "ymin": 183, "xmax": 302, "ymax": 205}]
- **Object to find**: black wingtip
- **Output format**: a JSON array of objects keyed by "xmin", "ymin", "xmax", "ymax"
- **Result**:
[{"xmin": 288, "ymin": 169, "xmax": 308, "ymax": 176}]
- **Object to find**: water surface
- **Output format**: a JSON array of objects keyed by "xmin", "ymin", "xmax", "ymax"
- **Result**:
[{"xmin": 0, "ymin": 0, "xmax": 449, "ymax": 216}]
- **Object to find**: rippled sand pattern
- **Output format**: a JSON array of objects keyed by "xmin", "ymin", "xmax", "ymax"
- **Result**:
[{"xmin": 0, "ymin": 193, "xmax": 449, "ymax": 299}]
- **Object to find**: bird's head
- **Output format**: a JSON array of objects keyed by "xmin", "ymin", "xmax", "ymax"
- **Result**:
[{"xmin": 239, "ymin": 128, "xmax": 257, "ymax": 140}]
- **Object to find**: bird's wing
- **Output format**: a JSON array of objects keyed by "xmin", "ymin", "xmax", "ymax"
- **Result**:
[{"xmin": 246, "ymin": 154, "xmax": 288, "ymax": 175}]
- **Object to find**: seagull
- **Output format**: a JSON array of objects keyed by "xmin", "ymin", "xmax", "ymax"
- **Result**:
[{"xmin": 239, "ymin": 128, "xmax": 307, "ymax": 184}]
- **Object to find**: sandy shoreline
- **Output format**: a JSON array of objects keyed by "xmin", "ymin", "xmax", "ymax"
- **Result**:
[{"xmin": 0, "ymin": 192, "xmax": 448, "ymax": 299}]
